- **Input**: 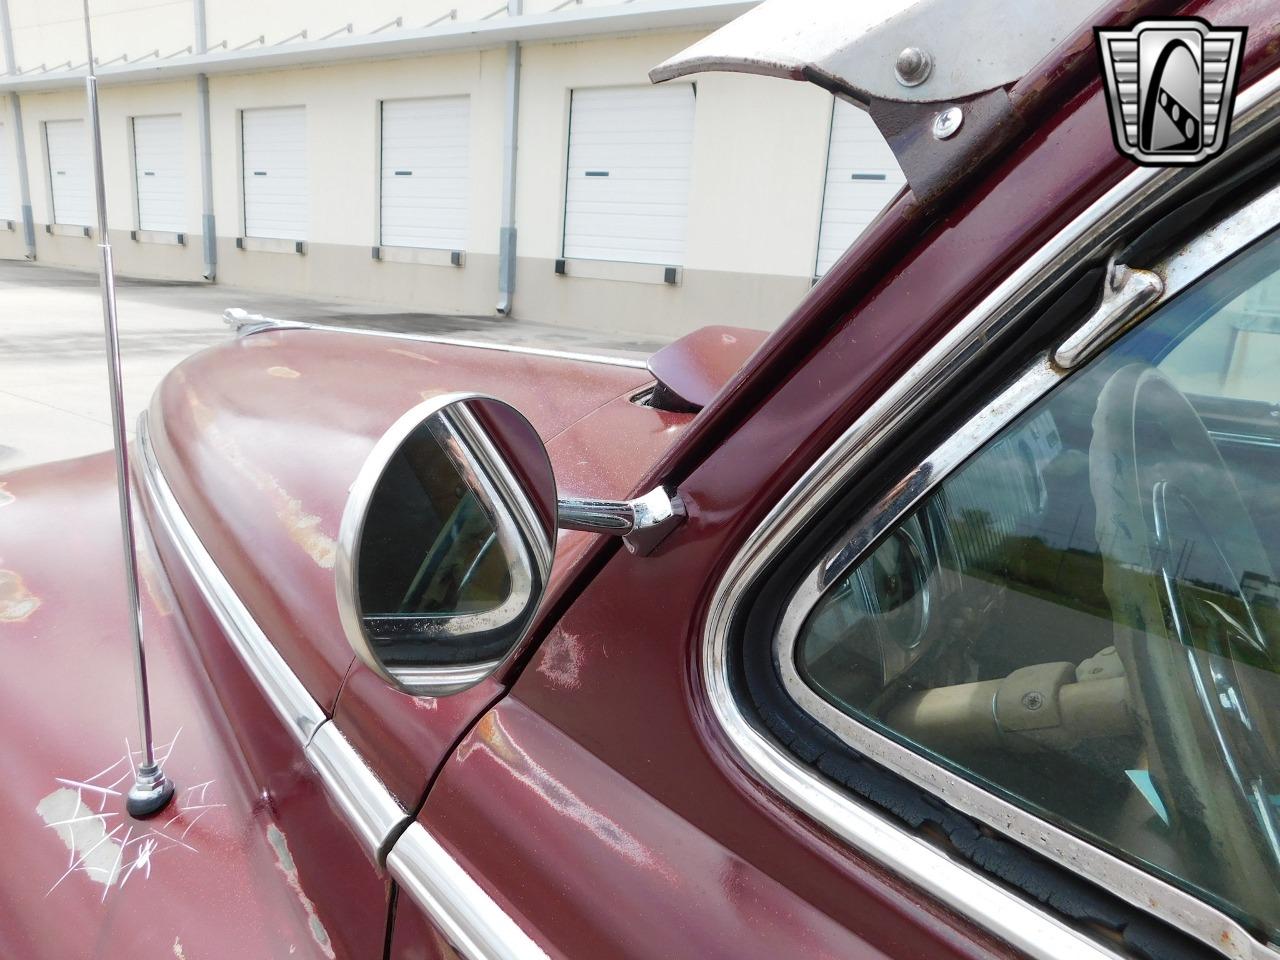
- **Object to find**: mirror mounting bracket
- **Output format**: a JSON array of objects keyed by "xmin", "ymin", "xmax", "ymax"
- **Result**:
[{"xmin": 558, "ymin": 487, "xmax": 686, "ymax": 556}]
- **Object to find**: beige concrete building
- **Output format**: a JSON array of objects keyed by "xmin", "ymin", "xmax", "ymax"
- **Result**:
[{"xmin": 0, "ymin": 0, "xmax": 904, "ymax": 337}]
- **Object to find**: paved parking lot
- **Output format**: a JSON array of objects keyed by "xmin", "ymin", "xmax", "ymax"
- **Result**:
[{"xmin": 0, "ymin": 259, "xmax": 663, "ymax": 471}]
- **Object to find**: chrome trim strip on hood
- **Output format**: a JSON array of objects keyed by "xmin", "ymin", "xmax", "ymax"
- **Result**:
[
  {"xmin": 139, "ymin": 413, "xmax": 553, "ymax": 958},
  {"xmin": 388, "ymin": 822, "xmax": 551, "ymax": 960},
  {"xmin": 223, "ymin": 310, "xmax": 650, "ymax": 370},
  {"xmin": 306, "ymin": 723, "xmax": 409, "ymax": 860},
  {"xmin": 137, "ymin": 415, "xmax": 327, "ymax": 746}
]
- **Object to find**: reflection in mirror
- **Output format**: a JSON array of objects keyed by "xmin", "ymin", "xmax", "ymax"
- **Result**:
[{"xmin": 337, "ymin": 394, "xmax": 556, "ymax": 695}]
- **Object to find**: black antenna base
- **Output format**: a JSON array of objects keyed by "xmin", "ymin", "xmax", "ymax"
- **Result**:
[{"xmin": 126, "ymin": 763, "xmax": 175, "ymax": 819}]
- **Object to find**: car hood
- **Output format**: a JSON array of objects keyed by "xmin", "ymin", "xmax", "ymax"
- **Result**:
[{"xmin": 145, "ymin": 326, "xmax": 694, "ymax": 711}]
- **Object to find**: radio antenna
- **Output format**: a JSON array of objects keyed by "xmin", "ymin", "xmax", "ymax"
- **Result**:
[{"xmin": 81, "ymin": 0, "xmax": 175, "ymax": 818}]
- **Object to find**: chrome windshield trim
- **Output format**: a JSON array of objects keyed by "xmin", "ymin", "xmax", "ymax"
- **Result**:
[
  {"xmin": 305, "ymin": 722, "xmax": 408, "ymax": 861},
  {"xmin": 705, "ymin": 71, "xmax": 1280, "ymax": 960},
  {"xmin": 388, "ymin": 822, "xmax": 551, "ymax": 960},
  {"xmin": 228, "ymin": 314, "xmax": 650, "ymax": 370},
  {"xmin": 138, "ymin": 415, "xmax": 327, "ymax": 746}
]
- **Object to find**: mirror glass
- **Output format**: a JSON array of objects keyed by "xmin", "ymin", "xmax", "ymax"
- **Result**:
[{"xmin": 338, "ymin": 395, "xmax": 556, "ymax": 694}]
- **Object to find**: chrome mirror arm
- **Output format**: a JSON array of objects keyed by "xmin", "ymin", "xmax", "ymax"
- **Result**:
[{"xmin": 558, "ymin": 486, "xmax": 686, "ymax": 556}]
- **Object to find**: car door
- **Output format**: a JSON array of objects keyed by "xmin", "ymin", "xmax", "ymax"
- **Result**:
[{"xmin": 381, "ymin": 72, "xmax": 1280, "ymax": 960}]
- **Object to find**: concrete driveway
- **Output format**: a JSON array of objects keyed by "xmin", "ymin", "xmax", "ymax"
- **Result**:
[{"xmin": 0, "ymin": 260, "xmax": 663, "ymax": 472}]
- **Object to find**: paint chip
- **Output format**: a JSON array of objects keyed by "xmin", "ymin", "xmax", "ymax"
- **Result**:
[
  {"xmin": 267, "ymin": 366, "xmax": 301, "ymax": 379},
  {"xmin": 267, "ymin": 824, "xmax": 335, "ymax": 959},
  {"xmin": 172, "ymin": 936, "xmax": 186, "ymax": 959},
  {"xmin": 0, "ymin": 569, "xmax": 41, "ymax": 622},
  {"xmin": 37, "ymin": 788, "xmax": 123, "ymax": 890},
  {"xmin": 188, "ymin": 391, "xmax": 338, "ymax": 569},
  {"xmin": 388, "ymin": 348, "xmax": 440, "ymax": 365}
]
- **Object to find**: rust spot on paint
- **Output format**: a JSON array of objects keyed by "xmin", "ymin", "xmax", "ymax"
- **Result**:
[
  {"xmin": 388, "ymin": 348, "xmax": 440, "ymax": 365},
  {"xmin": 267, "ymin": 824, "xmax": 335, "ymax": 959},
  {"xmin": 0, "ymin": 483, "xmax": 13, "ymax": 507},
  {"xmin": 267, "ymin": 366, "xmax": 301, "ymax": 379},
  {"xmin": 0, "ymin": 569, "xmax": 40, "ymax": 622}
]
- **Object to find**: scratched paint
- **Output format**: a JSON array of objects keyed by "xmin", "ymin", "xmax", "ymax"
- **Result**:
[
  {"xmin": 267, "ymin": 824, "xmax": 336, "ymax": 959},
  {"xmin": 39, "ymin": 733, "xmax": 223, "ymax": 901},
  {"xmin": 535, "ymin": 626, "xmax": 584, "ymax": 690},
  {"xmin": 172, "ymin": 937, "xmax": 187, "ymax": 959},
  {"xmin": 0, "ymin": 569, "xmax": 41, "ymax": 622},
  {"xmin": 469, "ymin": 713, "xmax": 673, "ymax": 880},
  {"xmin": 186, "ymin": 390, "xmax": 338, "ymax": 569},
  {"xmin": 267, "ymin": 366, "xmax": 302, "ymax": 379},
  {"xmin": 37, "ymin": 788, "xmax": 124, "ymax": 891}
]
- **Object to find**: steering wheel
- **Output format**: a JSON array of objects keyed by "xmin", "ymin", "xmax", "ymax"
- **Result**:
[{"xmin": 1089, "ymin": 362, "xmax": 1280, "ymax": 910}]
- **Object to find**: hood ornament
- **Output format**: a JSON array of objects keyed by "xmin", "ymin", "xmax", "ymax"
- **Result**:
[{"xmin": 81, "ymin": 0, "xmax": 174, "ymax": 818}]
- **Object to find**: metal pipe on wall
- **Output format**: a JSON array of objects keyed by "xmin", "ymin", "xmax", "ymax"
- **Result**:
[
  {"xmin": 0, "ymin": 0, "xmax": 37, "ymax": 259},
  {"xmin": 495, "ymin": 0, "xmax": 521, "ymax": 316},
  {"xmin": 193, "ymin": 0, "xmax": 216, "ymax": 280}
]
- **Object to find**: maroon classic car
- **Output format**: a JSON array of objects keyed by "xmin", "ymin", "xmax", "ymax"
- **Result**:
[{"xmin": 4, "ymin": 0, "xmax": 1280, "ymax": 957}]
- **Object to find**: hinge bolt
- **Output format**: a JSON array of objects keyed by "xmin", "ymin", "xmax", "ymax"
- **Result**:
[
  {"xmin": 932, "ymin": 106, "xmax": 964, "ymax": 140},
  {"xmin": 894, "ymin": 46, "xmax": 933, "ymax": 87}
]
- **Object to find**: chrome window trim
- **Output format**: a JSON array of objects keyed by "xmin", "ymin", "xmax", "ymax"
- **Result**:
[
  {"xmin": 774, "ymin": 180, "xmax": 1280, "ymax": 960},
  {"xmin": 705, "ymin": 71, "xmax": 1280, "ymax": 960},
  {"xmin": 140, "ymin": 413, "xmax": 548, "ymax": 960},
  {"xmin": 334, "ymin": 392, "xmax": 552, "ymax": 697},
  {"xmin": 388, "ymin": 822, "xmax": 551, "ymax": 960},
  {"xmin": 228, "ymin": 313, "xmax": 651, "ymax": 370}
]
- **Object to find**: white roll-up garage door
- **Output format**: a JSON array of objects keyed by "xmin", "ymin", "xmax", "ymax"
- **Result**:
[
  {"xmin": 815, "ymin": 100, "xmax": 905, "ymax": 277},
  {"xmin": 242, "ymin": 106, "xmax": 306, "ymax": 241},
  {"xmin": 133, "ymin": 114, "xmax": 185, "ymax": 234},
  {"xmin": 380, "ymin": 97, "xmax": 469, "ymax": 251},
  {"xmin": 0, "ymin": 121, "xmax": 15, "ymax": 222},
  {"xmin": 563, "ymin": 84, "xmax": 695, "ymax": 266},
  {"xmin": 45, "ymin": 119, "xmax": 91, "ymax": 227}
]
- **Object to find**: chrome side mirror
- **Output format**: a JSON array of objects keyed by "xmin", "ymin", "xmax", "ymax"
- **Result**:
[
  {"xmin": 338, "ymin": 391, "xmax": 687, "ymax": 697},
  {"xmin": 336, "ymin": 394, "xmax": 556, "ymax": 696}
]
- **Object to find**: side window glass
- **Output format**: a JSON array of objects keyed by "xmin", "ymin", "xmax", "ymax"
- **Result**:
[
  {"xmin": 793, "ymin": 228, "xmax": 1280, "ymax": 941},
  {"xmin": 1161, "ymin": 266, "xmax": 1280, "ymax": 403}
]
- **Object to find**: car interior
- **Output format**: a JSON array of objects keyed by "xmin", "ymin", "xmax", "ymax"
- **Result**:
[{"xmin": 796, "ymin": 227, "xmax": 1280, "ymax": 940}]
